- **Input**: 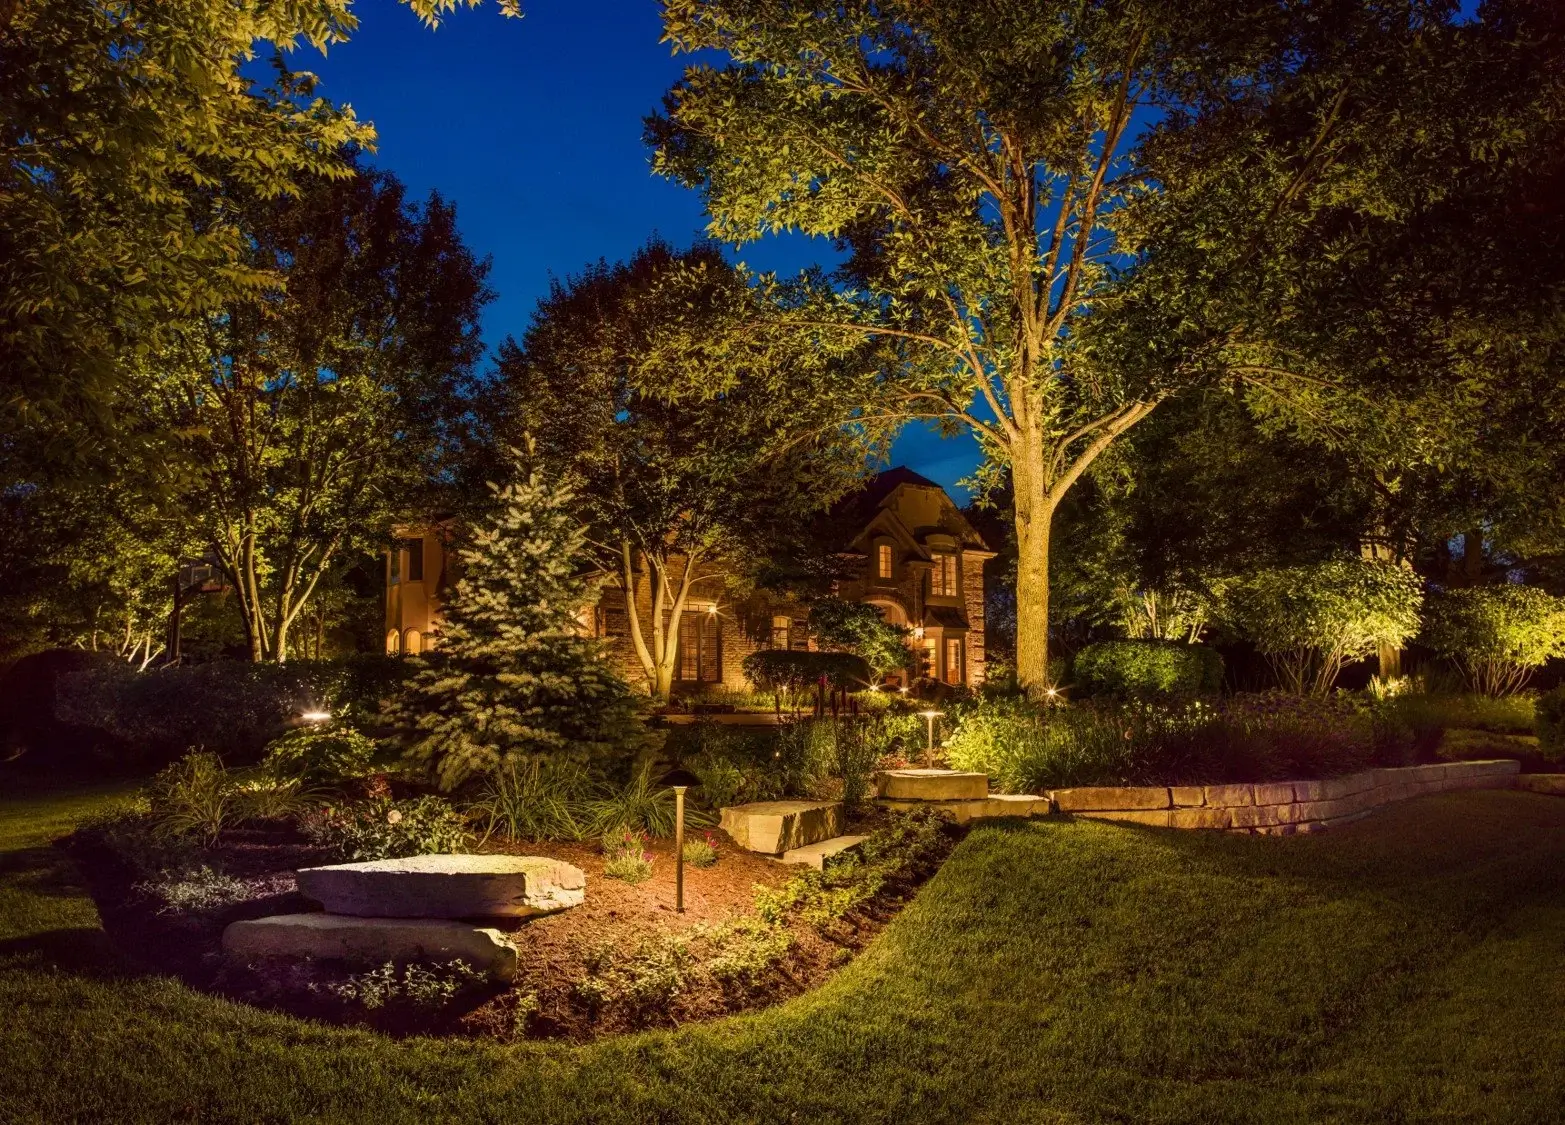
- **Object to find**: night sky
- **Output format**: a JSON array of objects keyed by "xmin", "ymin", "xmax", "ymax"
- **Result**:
[{"xmin": 301, "ymin": 0, "xmax": 983, "ymax": 500}]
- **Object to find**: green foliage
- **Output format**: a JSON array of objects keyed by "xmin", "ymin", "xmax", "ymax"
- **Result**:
[
  {"xmin": 55, "ymin": 658, "xmax": 404, "ymax": 766},
  {"xmin": 1537, "ymin": 687, "xmax": 1565, "ymax": 762},
  {"xmin": 305, "ymin": 796, "xmax": 469, "ymax": 862},
  {"xmin": 741, "ymin": 650, "xmax": 873, "ymax": 711},
  {"xmin": 1224, "ymin": 559, "xmax": 1423, "ymax": 695},
  {"xmin": 147, "ymin": 752, "xmax": 236, "ymax": 844},
  {"xmin": 806, "ymin": 598, "xmax": 912, "ymax": 679},
  {"xmin": 1073, "ymin": 640, "xmax": 1224, "ymax": 699},
  {"xmin": 586, "ymin": 762, "xmax": 711, "ymax": 839},
  {"xmin": 228, "ymin": 775, "xmax": 313, "ymax": 823},
  {"xmin": 135, "ymin": 866, "xmax": 250, "ymax": 915},
  {"xmin": 945, "ymin": 694, "xmax": 1389, "ymax": 791},
  {"xmin": 601, "ymin": 828, "xmax": 654, "ymax": 885},
  {"xmin": 317, "ymin": 960, "xmax": 488, "ymax": 1012},
  {"xmin": 682, "ymin": 834, "xmax": 719, "ymax": 869},
  {"xmin": 261, "ymin": 726, "xmax": 377, "ymax": 783},
  {"xmin": 486, "ymin": 238, "xmax": 866, "ymax": 702},
  {"xmin": 468, "ymin": 757, "xmax": 593, "ymax": 843},
  {"xmin": 397, "ymin": 461, "xmax": 648, "ymax": 788},
  {"xmin": 1421, "ymin": 586, "xmax": 1565, "ymax": 696}
]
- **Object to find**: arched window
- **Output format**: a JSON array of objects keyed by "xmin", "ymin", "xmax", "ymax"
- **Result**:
[
  {"xmin": 403, "ymin": 629, "xmax": 422, "ymax": 655},
  {"xmin": 386, "ymin": 629, "xmax": 401, "ymax": 655}
]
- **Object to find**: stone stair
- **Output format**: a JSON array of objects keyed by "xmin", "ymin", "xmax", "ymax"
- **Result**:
[
  {"xmin": 719, "ymin": 800, "xmax": 844, "ymax": 855},
  {"xmin": 781, "ymin": 834, "xmax": 870, "ymax": 870},
  {"xmin": 873, "ymin": 769, "xmax": 1049, "ymax": 824}
]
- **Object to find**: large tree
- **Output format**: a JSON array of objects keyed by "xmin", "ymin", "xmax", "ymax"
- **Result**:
[
  {"xmin": 483, "ymin": 239, "xmax": 871, "ymax": 699},
  {"xmin": 130, "ymin": 166, "xmax": 491, "ymax": 662},
  {"xmin": 645, "ymin": 0, "xmax": 1416, "ymax": 695}
]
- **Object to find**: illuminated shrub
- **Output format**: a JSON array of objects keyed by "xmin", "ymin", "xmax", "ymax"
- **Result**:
[{"xmin": 1073, "ymin": 640, "xmax": 1224, "ymax": 699}]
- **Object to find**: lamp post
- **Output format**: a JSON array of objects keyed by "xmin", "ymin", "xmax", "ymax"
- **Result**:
[
  {"xmin": 917, "ymin": 710, "xmax": 944, "ymax": 767},
  {"xmin": 662, "ymin": 767, "xmax": 701, "ymax": 914}
]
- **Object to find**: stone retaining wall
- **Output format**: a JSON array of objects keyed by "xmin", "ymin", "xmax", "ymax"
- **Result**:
[{"xmin": 1049, "ymin": 759, "xmax": 1522, "ymax": 836}]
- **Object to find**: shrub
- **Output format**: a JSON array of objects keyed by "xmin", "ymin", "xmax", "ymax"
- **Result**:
[
  {"xmin": 261, "ymin": 725, "xmax": 378, "ymax": 782},
  {"xmin": 305, "ymin": 796, "xmax": 469, "ymax": 861},
  {"xmin": 229, "ymin": 774, "xmax": 312, "ymax": 822},
  {"xmin": 682, "ymin": 833, "xmax": 719, "ymax": 868},
  {"xmin": 741, "ymin": 650, "xmax": 873, "ymax": 714},
  {"xmin": 586, "ymin": 760, "xmax": 716, "ymax": 838},
  {"xmin": 1539, "ymin": 687, "xmax": 1565, "ymax": 762},
  {"xmin": 468, "ymin": 756, "xmax": 594, "ymax": 842},
  {"xmin": 943, "ymin": 697, "xmax": 1136, "ymax": 792},
  {"xmin": 1223, "ymin": 558, "xmax": 1423, "ymax": 695},
  {"xmin": 317, "ymin": 959, "xmax": 488, "ymax": 1011},
  {"xmin": 1421, "ymin": 585, "xmax": 1565, "ymax": 696},
  {"xmin": 55, "ymin": 658, "xmax": 403, "ymax": 767},
  {"xmin": 1073, "ymin": 640, "xmax": 1224, "ymax": 699},
  {"xmin": 806, "ymin": 597, "xmax": 913, "ymax": 679},
  {"xmin": 135, "ymin": 866, "xmax": 250, "ymax": 914},
  {"xmin": 602, "ymin": 828, "xmax": 653, "ymax": 884},
  {"xmin": 147, "ymin": 751, "xmax": 236, "ymax": 843}
]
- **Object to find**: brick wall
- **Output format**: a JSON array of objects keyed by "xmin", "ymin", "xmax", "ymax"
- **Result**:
[{"xmin": 961, "ymin": 549, "xmax": 987, "ymax": 687}]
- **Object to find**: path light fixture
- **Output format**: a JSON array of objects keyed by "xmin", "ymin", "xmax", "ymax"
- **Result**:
[
  {"xmin": 662, "ymin": 767, "xmax": 701, "ymax": 913},
  {"xmin": 917, "ymin": 710, "xmax": 944, "ymax": 766}
]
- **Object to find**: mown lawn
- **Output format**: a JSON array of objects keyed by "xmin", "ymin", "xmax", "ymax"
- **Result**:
[{"xmin": 2, "ymin": 778, "xmax": 1563, "ymax": 1124}]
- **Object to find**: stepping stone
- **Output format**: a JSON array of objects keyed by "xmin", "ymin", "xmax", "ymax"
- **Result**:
[
  {"xmin": 719, "ymin": 800, "xmax": 843, "ymax": 855},
  {"xmin": 296, "ymin": 854, "xmax": 585, "ymax": 919},
  {"xmin": 222, "ymin": 914, "xmax": 518, "ymax": 980},
  {"xmin": 781, "ymin": 834, "xmax": 869, "ymax": 871},
  {"xmin": 874, "ymin": 769, "xmax": 989, "ymax": 801},
  {"xmin": 879, "ymin": 794, "xmax": 1048, "ymax": 824}
]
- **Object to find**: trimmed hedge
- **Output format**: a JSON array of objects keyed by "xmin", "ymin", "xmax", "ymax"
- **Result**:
[
  {"xmin": 1073, "ymin": 640, "xmax": 1224, "ymax": 699},
  {"xmin": 741, "ymin": 650, "xmax": 873, "ymax": 692}
]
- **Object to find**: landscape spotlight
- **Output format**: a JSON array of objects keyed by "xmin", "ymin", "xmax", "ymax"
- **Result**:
[{"xmin": 301, "ymin": 709, "xmax": 331, "ymax": 724}]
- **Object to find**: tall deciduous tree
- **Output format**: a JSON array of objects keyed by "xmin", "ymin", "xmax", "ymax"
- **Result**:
[
  {"xmin": 484, "ymin": 239, "xmax": 871, "ymax": 700},
  {"xmin": 134, "ymin": 166, "xmax": 490, "ymax": 662},
  {"xmin": 645, "ymin": 0, "xmax": 1401, "ymax": 695}
]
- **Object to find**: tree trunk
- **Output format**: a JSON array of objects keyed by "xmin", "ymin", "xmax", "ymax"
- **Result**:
[{"xmin": 1012, "ymin": 443, "xmax": 1055, "ymax": 698}]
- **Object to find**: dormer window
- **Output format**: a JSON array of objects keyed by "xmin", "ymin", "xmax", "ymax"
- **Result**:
[
  {"xmin": 931, "ymin": 553, "xmax": 958, "ymax": 596},
  {"xmin": 876, "ymin": 543, "xmax": 893, "ymax": 579}
]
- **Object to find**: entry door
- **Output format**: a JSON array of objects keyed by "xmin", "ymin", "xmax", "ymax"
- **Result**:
[{"xmin": 678, "ymin": 610, "xmax": 721, "ymax": 682}]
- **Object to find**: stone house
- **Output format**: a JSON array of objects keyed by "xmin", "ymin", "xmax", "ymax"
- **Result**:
[{"xmin": 384, "ymin": 467, "xmax": 995, "ymax": 691}]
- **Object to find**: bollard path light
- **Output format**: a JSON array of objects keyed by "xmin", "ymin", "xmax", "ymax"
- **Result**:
[
  {"xmin": 917, "ymin": 710, "xmax": 945, "ymax": 767},
  {"xmin": 662, "ymin": 767, "xmax": 702, "ymax": 914}
]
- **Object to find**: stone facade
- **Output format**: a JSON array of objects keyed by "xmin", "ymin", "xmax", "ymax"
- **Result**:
[{"xmin": 386, "ymin": 467, "xmax": 995, "ymax": 694}]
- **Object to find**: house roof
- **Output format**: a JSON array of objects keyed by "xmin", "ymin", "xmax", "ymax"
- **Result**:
[{"xmin": 830, "ymin": 466, "xmax": 991, "ymax": 554}]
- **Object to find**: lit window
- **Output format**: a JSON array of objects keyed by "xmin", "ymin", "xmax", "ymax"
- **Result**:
[
  {"xmin": 931, "ymin": 553, "xmax": 958, "ymax": 596},
  {"xmin": 677, "ymin": 609, "xmax": 721, "ymax": 682},
  {"xmin": 385, "ymin": 629, "xmax": 401, "ymax": 655},
  {"xmin": 404, "ymin": 629, "xmax": 422, "ymax": 655},
  {"xmin": 877, "ymin": 543, "xmax": 893, "ymax": 579},
  {"xmin": 771, "ymin": 615, "xmax": 791, "ymax": 649},
  {"xmin": 945, "ymin": 637, "xmax": 962, "ymax": 684}
]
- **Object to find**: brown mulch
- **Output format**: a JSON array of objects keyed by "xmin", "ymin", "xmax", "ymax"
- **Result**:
[{"xmin": 64, "ymin": 810, "xmax": 955, "ymax": 1042}]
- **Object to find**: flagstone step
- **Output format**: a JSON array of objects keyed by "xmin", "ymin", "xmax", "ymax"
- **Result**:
[
  {"xmin": 719, "ymin": 800, "xmax": 844, "ymax": 855},
  {"xmin": 877, "ymin": 793, "xmax": 1049, "ymax": 824},
  {"xmin": 781, "ymin": 834, "xmax": 870, "ymax": 871},
  {"xmin": 874, "ymin": 769, "xmax": 989, "ymax": 801}
]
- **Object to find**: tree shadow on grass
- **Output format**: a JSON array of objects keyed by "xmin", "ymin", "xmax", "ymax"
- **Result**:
[
  {"xmin": 0, "ymin": 844, "xmax": 92, "ymax": 899},
  {"xmin": 0, "ymin": 925, "xmax": 119, "ymax": 975}
]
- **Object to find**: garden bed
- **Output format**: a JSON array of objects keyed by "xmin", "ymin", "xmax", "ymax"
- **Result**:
[{"xmin": 65, "ymin": 806, "xmax": 956, "ymax": 1041}]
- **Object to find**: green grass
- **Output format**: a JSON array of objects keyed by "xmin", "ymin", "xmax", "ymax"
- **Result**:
[{"xmin": 3, "ymin": 776, "xmax": 1564, "ymax": 1123}]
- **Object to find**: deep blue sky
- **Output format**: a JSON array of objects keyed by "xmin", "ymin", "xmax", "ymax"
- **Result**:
[{"xmin": 302, "ymin": 0, "xmax": 982, "ymax": 499}]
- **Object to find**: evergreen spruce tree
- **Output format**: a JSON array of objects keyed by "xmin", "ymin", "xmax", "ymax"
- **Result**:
[{"xmin": 399, "ymin": 463, "xmax": 643, "ymax": 788}]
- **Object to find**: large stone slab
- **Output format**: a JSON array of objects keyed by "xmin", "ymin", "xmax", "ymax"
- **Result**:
[
  {"xmin": 719, "ymin": 800, "xmax": 842, "ymax": 855},
  {"xmin": 879, "ymin": 794, "xmax": 1048, "ymax": 824},
  {"xmin": 1052, "ymin": 786, "xmax": 1171, "ymax": 812},
  {"xmin": 874, "ymin": 769, "xmax": 989, "ymax": 801},
  {"xmin": 222, "ymin": 913, "xmax": 518, "ymax": 980},
  {"xmin": 782, "ymin": 835, "xmax": 869, "ymax": 871},
  {"xmin": 296, "ymin": 854, "xmax": 584, "ymax": 919}
]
